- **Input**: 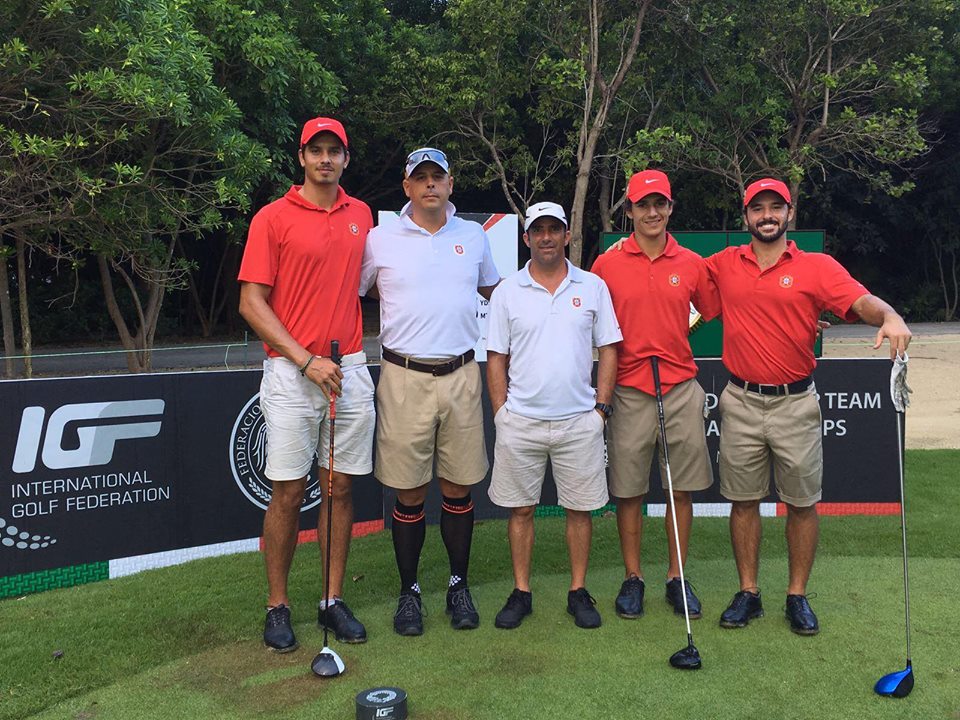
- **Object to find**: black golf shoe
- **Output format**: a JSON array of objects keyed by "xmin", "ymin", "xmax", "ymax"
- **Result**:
[
  {"xmin": 615, "ymin": 575, "xmax": 645, "ymax": 619},
  {"xmin": 719, "ymin": 590, "xmax": 764, "ymax": 628},
  {"xmin": 665, "ymin": 577, "xmax": 702, "ymax": 619},
  {"xmin": 263, "ymin": 604, "xmax": 299, "ymax": 653},
  {"xmin": 567, "ymin": 588, "xmax": 602, "ymax": 629},
  {"xmin": 318, "ymin": 600, "xmax": 367, "ymax": 644},
  {"xmin": 495, "ymin": 589, "xmax": 532, "ymax": 629},
  {"xmin": 446, "ymin": 585, "xmax": 480, "ymax": 630},
  {"xmin": 785, "ymin": 594, "xmax": 820, "ymax": 635},
  {"xmin": 394, "ymin": 590, "xmax": 424, "ymax": 636}
]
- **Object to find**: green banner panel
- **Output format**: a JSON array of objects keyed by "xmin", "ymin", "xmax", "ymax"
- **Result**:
[{"xmin": 0, "ymin": 562, "xmax": 108, "ymax": 600}]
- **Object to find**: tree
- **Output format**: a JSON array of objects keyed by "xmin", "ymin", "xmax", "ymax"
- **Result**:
[
  {"xmin": 626, "ymin": 0, "xmax": 945, "ymax": 220},
  {"xmin": 1, "ymin": 0, "xmax": 269, "ymax": 370}
]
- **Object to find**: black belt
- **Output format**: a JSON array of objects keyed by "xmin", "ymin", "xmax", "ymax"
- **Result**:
[
  {"xmin": 729, "ymin": 374, "xmax": 812, "ymax": 396},
  {"xmin": 381, "ymin": 347, "xmax": 474, "ymax": 376}
]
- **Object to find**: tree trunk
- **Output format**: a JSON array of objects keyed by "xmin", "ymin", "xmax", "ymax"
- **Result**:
[
  {"xmin": 0, "ymin": 248, "xmax": 18, "ymax": 377},
  {"xmin": 15, "ymin": 234, "xmax": 32, "ymax": 378},
  {"xmin": 97, "ymin": 254, "xmax": 147, "ymax": 372},
  {"xmin": 598, "ymin": 158, "xmax": 614, "ymax": 234}
]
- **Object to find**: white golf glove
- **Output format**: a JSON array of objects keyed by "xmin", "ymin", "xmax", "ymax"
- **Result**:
[{"xmin": 890, "ymin": 351, "xmax": 912, "ymax": 413}]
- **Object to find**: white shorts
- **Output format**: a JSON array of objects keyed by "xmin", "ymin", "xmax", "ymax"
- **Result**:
[
  {"xmin": 489, "ymin": 408, "xmax": 609, "ymax": 512},
  {"xmin": 259, "ymin": 353, "xmax": 375, "ymax": 480}
]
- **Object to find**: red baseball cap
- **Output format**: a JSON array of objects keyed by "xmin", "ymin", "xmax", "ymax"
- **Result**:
[
  {"xmin": 627, "ymin": 170, "xmax": 672, "ymax": 202},
  {"xmin": 744, "ymin": 178, "xmax": 791, "ymax": 206},
  {"xmin": 300, "ymin": 117, "xmax": 348, "ymax": 149}
]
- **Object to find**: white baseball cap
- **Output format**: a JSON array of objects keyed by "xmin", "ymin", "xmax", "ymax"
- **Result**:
[
  {"xmin": 405, "ymin": 147, "xmax": 449, "ymax": 177},
  {"xmin": 524, "ymin": 201, "xmax": 568, "ymax": 231}
]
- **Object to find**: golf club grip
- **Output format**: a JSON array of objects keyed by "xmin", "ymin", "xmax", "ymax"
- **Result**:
[{"xmin": 330, "ymin": 340, "xmax": 341, "ymax": 366}]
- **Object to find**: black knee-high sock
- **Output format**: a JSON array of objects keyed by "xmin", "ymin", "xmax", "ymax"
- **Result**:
[
  {"xmin": 392, "ymin": 500, "xmax": 425, "ymax": 594},
  {"xmin": 441, "ymin": 493, "xmax": 474, "ymax": 586}
]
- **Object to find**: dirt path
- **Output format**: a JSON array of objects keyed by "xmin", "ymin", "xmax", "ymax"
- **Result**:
[{"xmin": 823, "ymin": 326, "xmax": 960, "ymax": 449}]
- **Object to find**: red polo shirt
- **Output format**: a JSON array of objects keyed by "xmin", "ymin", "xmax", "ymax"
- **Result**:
[
  {"xmin": 591, "ymin": 233, "xmax": 720, "ymax": 395},
  {"xmin": 706, "ymin": 240, "xmax": 868, "ymax": 385},
  {"xmin": 238, "ymin": 186, "xmax": 372, "ymax": 357}
]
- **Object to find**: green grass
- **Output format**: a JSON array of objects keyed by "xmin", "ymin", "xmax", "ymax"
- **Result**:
[{"xmin": 3, "ymin": 450, "xmax": 960, "ymax": 720}]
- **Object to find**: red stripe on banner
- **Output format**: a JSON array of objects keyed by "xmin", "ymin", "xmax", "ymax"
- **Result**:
[
  {"xmin": 258, "ymin": 520, "xmax": 386, "ymax": 551},
  {"xmin": 482, "ymin": 213, "xmax": 506, "ymax": 231},
  {"xmin": 775, "ymin": 502, "xmax": 900, "ymax": 517}
]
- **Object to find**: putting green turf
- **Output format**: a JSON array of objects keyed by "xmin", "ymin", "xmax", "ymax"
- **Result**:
[{"xmin": 3, "ymin": 450, "xmax": 959, "ymax": 720}]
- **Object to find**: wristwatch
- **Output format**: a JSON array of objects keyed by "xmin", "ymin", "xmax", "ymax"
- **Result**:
[{"xmin": 595, "ymin": 402, "xmax": 614, "ymax": 419}]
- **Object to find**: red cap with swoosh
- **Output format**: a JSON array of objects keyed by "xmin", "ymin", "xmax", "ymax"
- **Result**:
[
  {"xmin": 627, "ymin": 170, "xmax": 672, "ymax": 202},
  {"xmin": 300, "ymin": 117, "xmax": 348, "ymax": 149},
  {"xmin": 744, "ymin": 178, "xmax": 791, "ymax": 206}
]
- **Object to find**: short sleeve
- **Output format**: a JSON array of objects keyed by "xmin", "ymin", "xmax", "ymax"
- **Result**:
[
  {"xmin": 359, "ymin": 228, "xmax": 379, "ymax": 295},
  {"xmin": 237, "ymin": 208, "xmax": 278, "ymax": 286},
  {"xmin": 478, "ymin": 231, "xmax": 501, "ymax": 287},
  {"xmin": 485, "ymin": 283, "xmax": 511, "ymax": 354},
  {"xmin": 816, "ymin": 255, "xmax": 869, "ymax": 321},
  {"xmin": 592, "ymin": 279, "xmax": 623, "ymax": 347}
]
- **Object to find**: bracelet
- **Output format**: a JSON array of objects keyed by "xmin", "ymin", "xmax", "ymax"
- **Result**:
[{"xmin": 299, "ymin": 355, "xmax": 318, "ymax": 376}]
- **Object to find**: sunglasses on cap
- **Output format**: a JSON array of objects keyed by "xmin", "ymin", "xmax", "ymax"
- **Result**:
[{"xmin": 405, "ymin": 148, "xmax": 450, "ymax": 176}]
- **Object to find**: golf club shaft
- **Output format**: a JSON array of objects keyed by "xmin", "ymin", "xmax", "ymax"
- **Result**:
[
  {"xmin": 896, "ymin": 410, "xmax": 911, "ymax": 662},
  {"xmin": 321, "ymin": 340, "xmax": 341, "ymax": 649},
  {"xmin": 651, "ymin": 357, "xmax": 694, "ymax": 639}
]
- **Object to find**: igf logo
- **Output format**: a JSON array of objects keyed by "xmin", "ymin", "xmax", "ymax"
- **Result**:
[
  {"xmin": 376, "ymin": 709, "xmax": 395, "ymax": 718},
  {"xmin": 12, "ymin": 400, "xmax": 165, "ymax": 473}
]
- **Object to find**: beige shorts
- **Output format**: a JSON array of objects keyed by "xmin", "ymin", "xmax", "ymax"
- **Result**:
[
  {"xmin": 718, "ymin": 381, "xmax": 823, "ymax": 507},
  {"xmin": 259, "ymin": 353, "xmax": 375, "ymax": 480},
  {"xmin": 489, "ymin": 408, "xmax": 609, "ymax": 512},
  {"xmin": 607, "ymin": 379, "xmax": 714, "ymax": 499},
  {"xmin": 374, "ymin": 359, "xmax": 489, "ymax": 489}
]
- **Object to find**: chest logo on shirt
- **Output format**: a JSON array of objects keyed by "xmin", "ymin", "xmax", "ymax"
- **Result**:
[
  {"xmin": 349, "ymin": 223, "xmax": 359, "ymax": 235},
  {"xmin": 572, "ymin": 297, "xmax": 582, "ymax": 308},
  {"xmin": 668, "ymin": 273, "xmax": 680, "ymax": 286},
  {"xmin": 454, "ymin": 244, "xmax": 464, "ymax": 255},
  {"xmin": 780, "ymin": 275, "xmax": 794, "ymax": 288}
]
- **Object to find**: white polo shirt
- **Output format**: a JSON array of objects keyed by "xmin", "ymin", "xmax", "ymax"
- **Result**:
[
  {"xmin": 487, "ymin": 260, "xmax": 622, "ymax": 421},
  {"xmin": 361, "ymin": 201, "xmax": 500, "ymax": 359}
]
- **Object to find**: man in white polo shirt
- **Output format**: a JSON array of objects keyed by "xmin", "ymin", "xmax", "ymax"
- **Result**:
[
  {"xmin": 486, "ymin": 201, "xmax": 621, "ymax": 630},
  {"xmin": 360, "ymin": 147, "xmax": 500, "ymax": 636}
]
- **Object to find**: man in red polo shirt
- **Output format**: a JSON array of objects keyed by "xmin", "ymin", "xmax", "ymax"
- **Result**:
[
  {"xmin": 709, "ymin": 178, "xmax": 912, "ymax": 635},
  {"xmin": 239, "ymin": 117, "xmax": 375, "ymax": 652},
  {"xmin": 591, "ymin": 170, "xmax": 720, "ymax": 623}
]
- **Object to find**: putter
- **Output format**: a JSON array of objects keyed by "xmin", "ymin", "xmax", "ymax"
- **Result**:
[
  {"xmin": 875, "ymin": 351, "xmax": 914, "ymax": 698},
  {"xmin": 312, "ymin": 340, "xmax": 346, "ymax": 678},
  {"xmin": 651, "ymin": 356, "xmax": 702, "ymax": 670}
]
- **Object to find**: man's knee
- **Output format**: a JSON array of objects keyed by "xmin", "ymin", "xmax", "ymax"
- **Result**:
[
  {"xmin": 396, "ymin": 485, "xmax": 429, "ymax": 507},
  {"xmin": 269, "ymin": 480, "xmax": 306, "ymax": 511},
  {"xmin": 511, "ymin": 506, "xmax": 535, "ymax": 522},
  {"xmin": 438, "ymin": 477, "xmax": 470, "ymax": 499}
]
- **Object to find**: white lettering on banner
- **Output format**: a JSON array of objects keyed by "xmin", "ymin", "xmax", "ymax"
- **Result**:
[
  {"xmin": 65, "ymin": 486, "xmax": 171, "ymax": 511},
  {"xmin": 10, "ymin": 471, "xmax": 151, "ymax": 498},
  {"xmin": 12, "ymin": 400, "xmax": 165, "ymax": 473},
  {"xmin": 818, "ymin": 392, "xmax": 881, "ymax": 410}
]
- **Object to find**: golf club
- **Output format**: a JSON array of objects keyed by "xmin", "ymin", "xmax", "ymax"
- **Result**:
[
  {"xmin": 312, "ymin": 340, "xmax": 346, "ymax": 678},
  {"xmin": 875, "ymin": 351, "xmax": 913, "ymax": 698},
  {"xmin": 651, "ymin": 356, "xmax": 702, "ymax": 670}
]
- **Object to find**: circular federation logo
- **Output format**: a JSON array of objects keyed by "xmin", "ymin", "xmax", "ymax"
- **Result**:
[
  {"xmin": 366, "ymin": 690, "xmax": 398, "ymax": 704},
  {"xmin": 349, "ymin": 223, "xmax": 359, "ymax": 235},
  {"xmin": 230, "ymin": 394, "xmax": 320, "ymax": 511},
  {"xmin": 454, "ymin": 244, "xmax": 464, "ymax": 255},
  {"xmin": 572, "ymin": 297, "xmax": 582, "ymax": 308},
  {"xmin": 780, "ymin": 275, "xmax": 794, "ymax": 288},
  {"xmin": 669, "ymin": 274, "xmax": 681, "ymax": 287}
]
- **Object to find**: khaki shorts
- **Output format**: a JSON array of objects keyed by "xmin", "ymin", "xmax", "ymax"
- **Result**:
[
  {"xmin": 374, "ymin": 359, "xmax": 489, "ymax": 489},
  {"xmin": 260, "ymin": 353, "xmax": 375, "ymax": 480},
  {"xmin": 607, "ymin": 379, "xmax": 714, "ymax": 499},
  {"xmin": 718, "ymin": 381, "xmax": 822, "ymax": 507},
  {"xmin": 489, "ymin": 408, "xmax": 609, "ymax": 512}
]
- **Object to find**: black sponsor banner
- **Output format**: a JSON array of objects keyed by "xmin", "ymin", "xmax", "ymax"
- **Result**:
[
  {"xmin": 1, "ymin": 358, "xmax": 897, "ymax": 579},
  {"xmin": 0, "ymin": 371, "xmax": 381, "ymax": 577},
  {"xmin": 390, "ymin": 358, "xmax": 901, "ymax": 524}
]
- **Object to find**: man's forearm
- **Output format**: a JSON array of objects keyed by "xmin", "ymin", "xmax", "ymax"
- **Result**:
[
  {"xmin": 596, "ymin": 344, "xmax": 617, "ymax": 405},
  {"xmin": 486, "ymin": 351, "xmax": 509, "ymax": 413}
]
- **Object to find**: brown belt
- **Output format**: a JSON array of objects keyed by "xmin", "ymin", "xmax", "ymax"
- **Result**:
[
  {"xmin": 381, "ymin": 347, "xmax": 474, "ymax": 376},
  {"xmin": 729, "ymin": 374, "xmax": 812, "ymax": 396}
]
